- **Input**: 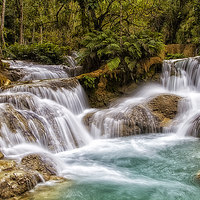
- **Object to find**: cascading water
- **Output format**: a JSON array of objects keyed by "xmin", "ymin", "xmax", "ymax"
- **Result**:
[
  {"xmin": 0, "ymin": 61, "xmax": 92, "ymax": 155},
  {"xmin": 161, "ymin": 56, "xmax": 200, "ymax": 137},
  {"xmin": 7, "ymin": 60, "xmax": 69, "ymax": 81},
  {"xmin": 2, "ymin": 58, "xmax": 200, "ymax": 199},
  {"xmin": 0, "ymin": 78, "xmax": 88, "ymax": 114}
]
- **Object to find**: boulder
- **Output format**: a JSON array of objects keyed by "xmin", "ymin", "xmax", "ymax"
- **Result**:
[
  {"xmin": 0, "ymin": 170, "xmax": 41, "ymax": 199},
  {"xmin": 21, "ymin": 154, "xmax": 57, "ymax": 181},
  {"xmin": 147, "ymin": 94, "xmax": 182, "ymax": 126},
  {"xmin": 0, "ymin": 154, "xmax": 60, "ymax": 199},
  {"xmin": 82, "ymin": 94, "xmax": 182, "ymax": 137}
]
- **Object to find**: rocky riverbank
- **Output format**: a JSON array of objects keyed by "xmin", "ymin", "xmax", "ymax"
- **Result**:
[{"xmin": 0, "ymin": 152, "xmax": 65, "ymax": 199}]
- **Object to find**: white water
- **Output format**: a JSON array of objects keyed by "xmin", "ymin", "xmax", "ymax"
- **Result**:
[
  {"xmin": 8, "ymin": 60, "xmax": 69, "ymax": 81},
  {"xmin": 0, "ymin": 61, "xmax": 92, "ymax": 155},
  {"xmin": 1, "ymin": 57, "xmax": 200, "ymax": 155},
  {"xmin": 1, "ymin": 57, "xmax": 200, "ymax": 199},
  {"xmin": 81, "ymin": 56, "xmax": 200, "ymax": 139}
]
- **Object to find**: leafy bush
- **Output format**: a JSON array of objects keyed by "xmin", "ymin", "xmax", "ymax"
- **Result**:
[
  {"xmin": 78, "ymin": 29, "xmax": 164, "ymax": 71},
  {"xmin": 165, "ymin": 53, "xmax": 186, "ymax": 60},
  {"xmin": 6, "ymin": 43, "xmax": 71, "ymax": 64},
  {"xmin": 82, "ymin": 75, "xmax": 96, "ymax": 88}
]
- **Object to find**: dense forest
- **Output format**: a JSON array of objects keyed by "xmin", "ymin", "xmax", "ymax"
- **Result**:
[{"xmin": 0, "ymin": 0, "xmax": 200, "ymax": 69}]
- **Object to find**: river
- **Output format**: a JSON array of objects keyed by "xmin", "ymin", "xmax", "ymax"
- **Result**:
[{"xmin": 1, "ymin": 57, "xmax": 200, "ymax": 199}]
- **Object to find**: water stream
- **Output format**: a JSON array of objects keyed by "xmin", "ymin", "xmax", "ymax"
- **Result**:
[{"xmin": 1, "ymin": 58, "xmax": 200, "ymax": 199}]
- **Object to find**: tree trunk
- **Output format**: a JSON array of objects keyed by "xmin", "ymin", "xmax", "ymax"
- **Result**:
[
  {"xmin": 19, "ymin": 0, "xmax": 23, "ymax": 45},
  {"xmin": 120, "ymin": 0, "xmax": 122, "ymax": 48},
  {"xmin": 0, "ymin": 0, "xmax": 6, "ymax": 47},
  {"xmin": 32, "ymin": 25, "xmax": 35, "ymax": 43},
  {"xmin": 40, "ymin": 25, "xmax": 43, "ymax": 44},
  {"xmin": 78, "ymin": 1, "xmax": 88, "ymax": 32}
]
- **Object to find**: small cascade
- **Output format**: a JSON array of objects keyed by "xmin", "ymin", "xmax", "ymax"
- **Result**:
[
  {"xmin": 8, "ymin": 60, "xmax": 69, "ymax": 81},
  {"xmin": 0, "ymin": 78, "xmax": 88, "ymax": 115},
  {"xmin": 84, "ymin": 87, "xmax": 164, "ymax": 139},
  {"xmin": 162, "ymin": 56, "xmax": 200, "ymax": 92},
  {"xmin": 161, "ymin": 56, "xmax": 200, "ymax": 137},
  {"xmin": 0, "ymin": 61, "xmax": 92, "ymax": 154},
  {"xmin": 63, "ymin": 53, "xmax": 83, "ymax": 76},
  {"xmin": 0, "ymin": 98, "xmax": 92, "ymax": 153},
  {"xmin": 88, "ymin": 104, "xmax": 160, "ymax": 138}
]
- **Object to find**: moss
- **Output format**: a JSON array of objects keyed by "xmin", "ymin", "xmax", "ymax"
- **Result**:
[{"xmin": 165, "ymin": 53, "xmax": 186, "ymax": 60}]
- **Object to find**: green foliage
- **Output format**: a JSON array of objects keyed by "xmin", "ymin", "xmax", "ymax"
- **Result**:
[
  {"xmin": 107, "ymin": 57, "xmax": 121, "ymax": 71},
  {"xmin": 6, "ymin": 43, "xmax": 70, "ymax": 64},
  {"xmin": 82, "ymin": 75, "xmax": 96, "ymax": 88},
  {"xmin": 165, "ymin": 53, "xmax": 186, "ymax": 60},
  {"xmin": 79, "ymin": 29, "xmax": 164, "ymax": 71}
]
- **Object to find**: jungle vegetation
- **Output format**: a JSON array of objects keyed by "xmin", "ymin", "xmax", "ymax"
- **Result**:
[{"xmin": 0, "ymin": 0, "xmax": 199, "ymax": 68}]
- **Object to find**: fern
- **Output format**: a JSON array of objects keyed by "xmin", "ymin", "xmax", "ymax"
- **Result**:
[
  {"xmin": 79, "ymin": 29, "xmax": 164, "ymax": 73},
  {"xmin": 107, "ymin": 57, "xmax": 121, "ymax": 71}
]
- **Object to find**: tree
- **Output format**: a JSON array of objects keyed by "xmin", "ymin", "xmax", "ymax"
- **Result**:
[{"xmin": 0, "ymin": 0, "xmax": 6, "ymax": 47}]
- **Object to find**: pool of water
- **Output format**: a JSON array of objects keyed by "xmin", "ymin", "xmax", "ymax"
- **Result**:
[{"xmin": 21, "ymin": 133, "xmax": 200, "ymax": 200}]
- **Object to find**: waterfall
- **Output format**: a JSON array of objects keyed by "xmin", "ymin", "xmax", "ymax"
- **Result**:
[
  {"xmin": 0, "ymin": 78, "xmax": 88, "ymax": 114},
  {"xmin": 8, "ymin": 60, "xmax": 69, "ymax": 81},
  {"xmin": 161, "ymin": 56, "xmax": 200, "ymax": 92},
  {"xmin": 83, "ymin": 56, "xmax": 200, "ymax": 139},
  {"xmin": 0, "ymin": 61, "xmax": 92, "ymax": 154},
  {"xmin": 84, "ymin": 85, "xmax": 166, "ymax": 139},
  {"xmin": 1, "ymin": 58, "xmax": 199, "ymax": 199},
  {"xmin": 161, "ymin": 56, "xmax": 200, "ymax": 137},
  {"xmin": 1, "ymin": 56, "xmax": 200, "ymax": 155}
]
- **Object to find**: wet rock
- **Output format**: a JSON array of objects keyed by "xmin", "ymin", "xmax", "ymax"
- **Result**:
[
  {"xmin": 147, "ymin": 94, "xmax": 182, "ymax": 126},
  {"xmin": 83, "ymin": 94, "xmax": 182, "ymax": 137},
  {"xmin": 21, "ymin": 154, "xmax": 57, "ymax": 181},
  {"xmin": 0, "ymin": 151, "xmax": 4, "ymax": 160},
  {"xmin": 1, "ymin": 68, "xmax": 25, "ymax": 82},
  {"xmin": 0, "ymin": 170, "xmax": 41, "ymax": 199},
  {"xmin": 0, "ymin": 154, "xmax": 60, "ymax": 199},
  {"xmin": 181, "ymin": 114, "xmax": 200, "ymax": 137},
  {"xmin": 0, "ymin": 159, "xmax": 42, "ymax": 199},
  {"xmin": 1, "ymin": 77, "xmax": 79, "ymax": 92},
  {"xmin": 82, "ymin": 112, "xmax": 96, "ymax": 131},
  {"xmin": 0, "ymin": 160, "xmax": 16, "ymax": 171}
]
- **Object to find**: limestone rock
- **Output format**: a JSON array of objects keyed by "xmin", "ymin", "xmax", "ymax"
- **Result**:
[
  {"xmin": 0, "ymin": 160, "xmax": 16, "ymax": 171},
  {"xmin": 82, "ymin": 112, "xmax": 96, "ymax": 131},
  {"xmin": 21, "ymin": 154, "xmax": 57, "ymax": 181},
  {"xmin": 0, "ymin": 151, "xmax": 4, "ymax": 160},
  {"xmin": 82, "ymin": 94, "xmax": 182, "ymax": 137},
  {"xmin": 0, "ymin": 170, "xmax": 41, "ymax": 199},
  {"xmin": 0, "ymin": 154, "xmax": 60, "ymax": 199},
  {"xmin": 147, "ymin": 94, "xmax": 182, "ymax": 126}
]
